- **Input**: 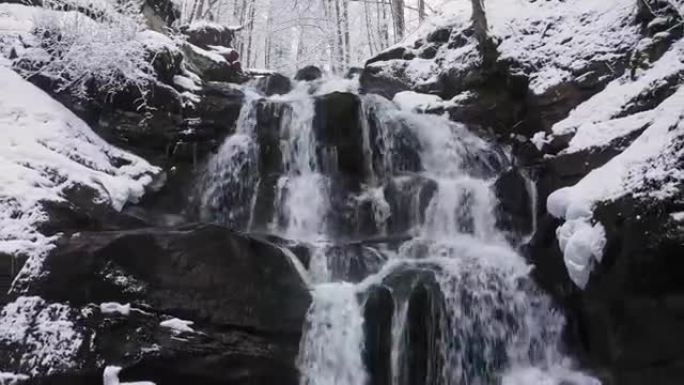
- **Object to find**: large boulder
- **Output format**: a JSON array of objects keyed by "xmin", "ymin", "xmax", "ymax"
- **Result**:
[
  {"xmin": 181, "ymin": 23, "xmax": 237, "ymax": 50},
  {"xmin": 294, "ymin": 65, "xmax": 323, "ymax": 81},
  {"xmin": 2, "ymin": 224, "xmax": 311, "ymax": 384},
  {"xmin": 254, "ymin": 73, "xmax": 292, "ymax": 96}
]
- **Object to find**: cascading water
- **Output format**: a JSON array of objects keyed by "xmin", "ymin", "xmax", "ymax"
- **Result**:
[{"xmin": 197, "ymin": 79, "xmax": 600, "ymax": 385}]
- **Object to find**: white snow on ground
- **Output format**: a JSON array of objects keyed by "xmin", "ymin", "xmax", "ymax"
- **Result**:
[
  {"xmin": 547, "ymin": 87, "xmax": 684, "ymax": 288},
  {"xmin": 0, "ymin": 67, "xmax": 158, "ymax": 287},
  {"xmin": 393, "ymin": 91, "xmax": 445, "ymax": 112},
  {"xmin": 99, "ymin": 302, "xmax": 131, "ymax": 316},
  {"xmin": 553, "ymin": 39, "xmax": 684, "ymax": 138},
  {"xmin": 488, "ymin": 0, "xmax": 640, "ymax": 95},
  {"xmin": 159, "ymin": 318, "xmax": 195, "ymax": 334},
  {"xmin": 0, "ymin": 296, "xmax": 84, "ymax": 376},
  {"xmin": 0, "ymin": 372, "xmax": 29, "ymax": 385},
  {"xmin": 372, "ymin": 0, "xmax": 640, "ymax": 95}
]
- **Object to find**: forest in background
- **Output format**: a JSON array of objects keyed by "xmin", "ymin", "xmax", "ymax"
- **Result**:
[{"xmin": 177, "ymin": 0, "xmax": 450, "ymax": 74}]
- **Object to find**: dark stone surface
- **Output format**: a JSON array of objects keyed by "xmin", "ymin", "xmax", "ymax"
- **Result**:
[
  {"xmin": 294, "ymin": 65, "xmax": 323, "ymax": 81},
  {"xmin": 181, "ymin": 23, "xmax": 236, "ymax": 50},
  {"xmin": 313, "ymin": 92, "xmax": 366, "ymax": 181},
  {"xmin": 363, "ymin": 285, "xmax": 394, "ymax": 385},
  {"xmin": 255, "ymin": 73, "xmax": 292, "ymax": 96},
  {"xmin": 182, "ymin": 43, "xmax": 243, "ymax": 83},
  {"xmin": 4, "ymin": 224, "xmax": 311, "ymax": 385},
  {"xmin": 494, "ymin": 167, "xmax": 533, "ymax": 242}
]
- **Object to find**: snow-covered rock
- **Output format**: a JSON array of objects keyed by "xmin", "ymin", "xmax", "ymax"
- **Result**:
[
  {"xmin": 0, "ymin": 67, "xmax": 158, "ymax": 286},
  {"xmin": 393, "ymin": 91, "xmax": 445, "ymax": 112},
  {"xmin": 100, "ymin": 302, "xmax": 132, "ymax": 316},
  {"xmin": 546, "ymin": 85, "xmax": 684, "ymax": 287},
  {"xmin": 364, "ymin": 0, "xmax": 640, "ymax": 96},
  {"xmin": 159, "ymin": 318, "xmax": 195, "ymax": 334},
  {"xmin": 0, "ymin": 296, "xmax": 84, "ymax": 376}
]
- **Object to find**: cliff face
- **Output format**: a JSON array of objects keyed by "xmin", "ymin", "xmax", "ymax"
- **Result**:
[
  {"xmin": 361, "ymin": 1, "xmax": 684, "ymax": 384},
  {"xmin": 0, "ymin": 4, "xmax": 309, "ymax": 384}
]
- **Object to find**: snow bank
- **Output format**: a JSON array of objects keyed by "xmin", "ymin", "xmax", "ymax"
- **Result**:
[
  {"xmin": 99, "ymin": 302, "xmax": 131, "ymax": 316},
  {"xmin": 0, "ymin": 67, "xmax": 158, "ymax": 286},
  {"xmin": 489, "ymin": 0, "xmax": 639, "ymax": 95},
  {"xmin": 393, "ymin": 91, "xmax": 444, "ymax": 112},
  {"xmin": 0, "ymin": 296, "xmax": 84, "ymax": 376},
  {"xmin": 0, "ymin": 372, "xmax": 29, "ymax": 385},
  {"xmin": 159, "ymin": 318, "xmax": 195, "ymax": 334},
  {"xmin": 371, "ymin": 0, "xmax": 640, "ymax": 95},
  {"xmin": 553, "ymin": 39, "xmax": 684, "ymax": 138},
  {"xmin": 547, "ymin": 87, "xmax": 684, "ymax": 288}
]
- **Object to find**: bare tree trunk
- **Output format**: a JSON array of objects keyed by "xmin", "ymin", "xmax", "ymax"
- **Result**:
[
  {"xmin": 334, "ymin": 0, "xmax": 345, "ymax": 72},
  {"xmin": 364, "ymin": 0, "xmax": 377, "ymax": 55},
  {"xmin": 245, "ymin": 0, "xmax": 257, "ymax": 68},
  {"xmin": 194, "ymin": 0, "xmax": 206, "ymax": 21},
  {"xmin": 471, "ymin": 0, "xmax": 497, "ymax": 69},
  {"xmin": 391, "ymin": 0, "xmax": 404, "ymax": 42},
  {"xmin": 379, "ymin": 0, "xmax": 389, "ymax": 49},
  {"xmin": 418, "ymin": 0, "xmax": 426, "ymax": 22},
  {"xmin": 343, "ymin": 0, "xmax": 351, "ymax": 66}
]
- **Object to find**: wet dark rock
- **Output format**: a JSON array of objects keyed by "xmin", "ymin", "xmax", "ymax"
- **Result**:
[
  {"xmin": 418, "ymin": 45, "xmax": 438, "ymax": 59},
  {"xmin": 195, "ymin": 81, "xmax": 244, "ymax": 133},
  {"xmin": 385, "ymin": 176, "xmax": 437, "ymax": 235},
  {"xmin": 3, "ymin": 224, "xmax": 311, "ymax": 385},
  {"xmin": 494, "ymin": 167, "xmax": 533, "ymax": 242},
  {"xmin": 426, "ymin": 27, "xmax": 451, "ymax": 43},
  {"xmin": 402, "ymin": 283, "xmax": 443, "ymax": 385},
  {"xmin": 313, "ymin": 92, "xmax": 366, "ymax": 182},
  {"xmin": 325, "ymin": 244, "xmax": 387, "ymax": 283},
  {"xmin": 345, "ymin": 67, "xmax": 363, "ymax": 79},
  {"xmin": 294, "ymin": 65, "xmax": 323, "ymax": 81},
  {"xmin": 366, "ymin": 46, "xmax": 408, "ymax": 66},
  {"xmin": 182, "ymin": 43, "xmax": 243, "ymax": 83},
  {"xmin": 363, "ymin": 285, "xmax": 394, "ymax": 385},
  {"xmin": 379, "ymin": 265, "xmax": 445, "ymax": 385},
  {"xmin": 359, "ymin": 65, "xmax": 411, "ymax": 99},
  {"xmin": 255, "ymin": 73, "xmax": 292, "ymax": 96}
]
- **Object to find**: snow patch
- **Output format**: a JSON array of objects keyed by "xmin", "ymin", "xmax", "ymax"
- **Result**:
[
  {"xmin": 0, "ymin": 67, "xmax": 158, "ymax": 288},
  {"xmin": 547, "ymin": 87, "xmax": 684, "ymax": 288},
  {"xmin": 0, "ymin": 296, "xmax": 84, "ymax": 376},
  {"xmin": 0, "ymin": 372, "xmax": 29, "ymax": 385},
  {"xmin": 553, "ymin": 39, "xmax": 684, "ymax": 138},
  {"xmin": 393, "ymin": 91, "xmax": 444, "ymax": 112},
  {"xmin": 99, "ymin": 302, "xmax": 131, "ymax": 316},
  {"xmin": 173, "ymin": 74, "xmax": 201, "ymax": 92},
  {"xmin": 530, "ymin": 132, "xmax": 549, "ymax": 151},
  {"xmin": 159, "ymin": 318, "xmax": 195, "ymax": 334}
]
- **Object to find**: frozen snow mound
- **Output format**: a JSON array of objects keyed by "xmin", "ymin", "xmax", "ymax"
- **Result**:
[
  {"xmin": 0, "ymin": 67, "xmax": 158, "ymax": 285},
  {"xmin": 547, "ymin": 86, "xmax": 684, "ymax": 288}
]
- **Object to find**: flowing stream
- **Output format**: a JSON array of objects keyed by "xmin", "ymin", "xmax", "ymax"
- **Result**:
[{"xmin": 198, "ymin": 80, "xmax": 600, "ymax": 385}]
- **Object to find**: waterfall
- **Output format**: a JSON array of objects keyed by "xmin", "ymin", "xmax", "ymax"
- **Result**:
[
  {"xmin": 297, "ymin": 283, "xmax": 367, "ymax": 385},
  {"xmin": 198, "ymin": 80, "xmax": 600, "ymax": 385}
]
